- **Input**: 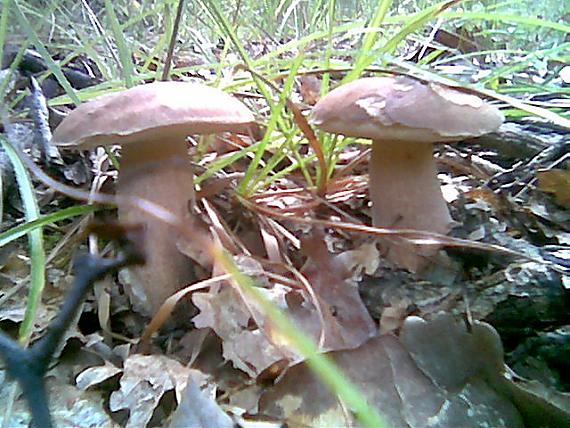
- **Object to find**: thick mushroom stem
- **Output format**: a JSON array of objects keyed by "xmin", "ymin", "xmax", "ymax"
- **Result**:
[
  {"xmin": 369, "ymin": 139, "xmax": 454, "ymax": 272},
  {"xmin": 117, "ymin": 139, "xmax": 194, "ymax": 314}
]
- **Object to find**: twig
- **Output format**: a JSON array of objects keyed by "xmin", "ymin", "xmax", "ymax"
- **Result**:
[
  {"xmin": 0, "ymin": 246, "xmax": 143, "ymax": 428},
  {"xmin": 161, "ymin": 0, "xmax": 186, "ymax": 81}
]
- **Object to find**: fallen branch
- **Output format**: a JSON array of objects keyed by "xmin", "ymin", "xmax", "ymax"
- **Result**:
[{"xmin": 0, "ymin": 238, "xmax": 143, "ymax": 428}]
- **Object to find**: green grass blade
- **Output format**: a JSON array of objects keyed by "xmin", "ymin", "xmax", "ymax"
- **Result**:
[
  {"xmin": 321, "ymin": 0, "xmax": 336, "ymax": 95},
  {"xmin": 239, "ymin": 52, "xmax": 306, "ymax": 196},
  {"xmin": 381, "ymin": 0, "xmax": 459, "ymax": 55},
  {"xmin": 0, "ymin": 205, "xmax": 97, "ymax": 248},
  {"xmin": 343, "ymin": 0, "xmax": 392, "ymax": 83},
  {"xmin": 258, "ymin": 149, "xmax": 315, "ymax": 190},
  {"xmin": 252, "ymin": 21, "xmax": 359, "ymax": 66},
  {"xmin": 195, "ymin": 142, "xmax": 263, "ymax": 185},
  {"xmin": 442, "ymin": 11, "xmax": 570, "ymax": 33},
  {"xmin": 236, "ymin": 120, "xmax": 279, "ymax": 196},
  {"xmin": 0, "ymin": 137, "xmax": 46, "ymax": 345},
  {"xmin": 478, "ymin": 43, "xmax": 569, "ymax": 86},
  {"xmin": 103, "ymin": 0, "xmax": 136, "ymax": 87},
  {"xmin": 198, "ymin": 0, "xmax": 278, "ymax": 107},
  {"xmin": 12, "ymin": 0, "xmax": 80, "ymax": 106},
  {"xmin": 199, "ymin": 0, "xmax": 253, "ymax": 68},
  {"xmin": 161, "ymin": 0, "xmax": 186, "ymax": 81},
  {"xmin": 345, "ymin": 0, "xmax": 460, "ymax": 79},
  {"xmin": 217, "ymin": 248, "xmax": 389, "ymax": 428},
  {"xmin": 0, "ymin": 0, "xmax": 11, "ymax": 67}
]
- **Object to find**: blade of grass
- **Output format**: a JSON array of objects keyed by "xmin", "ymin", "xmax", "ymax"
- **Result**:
[
  {"xmin": 0, "ymin": 205, "xmax": 97, "ymax": 248},
  {"xmin": 237, "ymin": 61, "xmax": 330, "ymax": 195},
  {"xmin": 246, "ymin": 53, "xmax": 316, "ymax": 190},
  {"xmin": 12, "ymin": 0, "xmax": 81, "ymax": 106},
  {"xmin": 442, "ymin": 11, "xmax": 570, "ymax": 33},
  {"xmin": 201, "ymin": 0, "xmax": 313, "ymax": 194},
  {"xmin": 343, "ymin": 0, "xmax": 392, "ymax": 83},
  {"xmin": 380, "ymin": 0, "xmax": 461, "ymax": 55},
  {"xmin": 198, "ymin": 0, "xmax": 279, "ymax": 110},
  {"xmin": 258, "ymin": 148, "xmax": 317, "ymax": 190},
  {"xmin": 0, "ymin": 136, "xmax": 46, "ymax": 346},
  {"xmin": 195, "ymin": 141, "xmax": 265, "ymax": 186},
  {"xmin": 251, "ymin": 11, "xmax": 444, "ymax": 68},
  {"xmin": 72, "ymin": 0, "xmax": 116, "ymax": 82},
  {"xmin": 199, "ymin": 0, "xmax": 254, "ymax": 70},
  {"xmin": 103, "ymin": 0, "xmax": 136, "ymax": 88},
  {"xmin": 237, "ymin": 53, "xmax": 328, "ymax": 196},
  {"xmin": 478, "ymin": 43, "xmax": 569, "ymax": 86},
  {"xmin": 53, "ymin": 1, "xmax": 163, "ymax": 87},
  {"xmin": 0, "ymin": 167, "xmax": 2, "ymax": 225},
  {"xmin": 320, "ymin": 0, "xmax": 336, "ymax": 96},
  {"xmin": 252, "ymin": 21, "xmax": 358, "ymax": 65},
  {"xmin": 277, "ymin": 0, "xmax": 301, "ymax": 37},
  {"xmin": 236, "ymin": 107, "xmax": 283, "ymax": 196},
  {"xmin": 252, "ymin": 134, "xmax": 316, "ymax": 194},
  {"xmin": 345, "ymin": 0, "xmax": 461, "ymax": 80},
  {"xmin": 161, "ymin": 0, "xmax": 186, "ymax": 81},
  {"xmin": 306, "ymin": 0, "xmax": 323, "ymax": 30},
  {"xmin": 215, "ymin": 247, "xmax": 389, "ymax": 428},
  {"xmin": 0, "ymin": 0, "xmax": 11, "ymax": 66}
]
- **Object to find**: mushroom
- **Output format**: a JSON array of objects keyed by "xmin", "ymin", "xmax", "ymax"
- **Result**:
[
  {"xmin": 310, "ymin": 76, "xmax": 504, "ymax": 272},
  {"xmin": 52, "ymin": 81, "xmax": 256, "ymax": 314}
]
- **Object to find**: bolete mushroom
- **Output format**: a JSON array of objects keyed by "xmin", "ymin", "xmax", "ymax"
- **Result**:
[
  {"xmin": 52, "ymin": 81, "xmax": 256, "ymax": 314},
  {"xmin": 310, "ymin": 76, "xmax": 504, "ymax": 272}
]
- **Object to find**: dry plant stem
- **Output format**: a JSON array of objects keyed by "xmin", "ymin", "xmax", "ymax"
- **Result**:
[
  {"xmin": 118, "ymin": 140, "xmax": 194, "ymax": 314},
  {"xmin": 370, "ymin": 140, "xmax": 454, "ymax": 272},
  {"xmin": 140, "ymin": 273, "xmax": 232, "ymax": 348}
]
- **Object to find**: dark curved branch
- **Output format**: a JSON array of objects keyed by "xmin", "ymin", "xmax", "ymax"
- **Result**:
[{"xmin": 0, "ymin": 244, "xmax": 143, "ymax": 428}]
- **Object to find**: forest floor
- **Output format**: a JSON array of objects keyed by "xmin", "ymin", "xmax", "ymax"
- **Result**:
[{"xmin": 0, "ymin": 3, "xmax": 569, "ymax": 426}]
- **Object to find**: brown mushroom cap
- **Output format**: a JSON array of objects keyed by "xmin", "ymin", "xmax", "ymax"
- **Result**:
[
  {"xmin": 52, "ymin": 81, "xmax": 256, "ymax": 148},
  {"xmin": 310, "ymin": 76, "xmax": 504, "ymax": 142},
  {"xmin": 310, "ymin": 76, "xmax": 504, "ymax": 273}
]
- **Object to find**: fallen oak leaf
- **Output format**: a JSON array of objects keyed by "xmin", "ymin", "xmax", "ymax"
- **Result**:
[
  {"xmin": 108, "ymin": 354, "xmax": 202, "ymax": 428},
  {"xmin": 299, "ymin": 229, "xmax": 377, "ymax": 351},
  {"xmin": 192, "ymin": 282, "xmax": 298, "ymax": 378},
  {"xmin": 169, "ymin": 372, "xmax": 233, "ymax": 428},
  {"xmin": 190, "ymin": 241, "xmax": 377, "ymax": 379},
  {"xmin": 259, "ymin": 314, "xmax": 570, "ymax": 427}
]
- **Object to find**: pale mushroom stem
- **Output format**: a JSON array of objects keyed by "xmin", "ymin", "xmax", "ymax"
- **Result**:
[
  {"xmin": 117, "ymin": 140, "xmax": 195, "ymax": 314},
  {"xmin": 369, "ymin": 140, "xmax": 454, "ymax": 272}
]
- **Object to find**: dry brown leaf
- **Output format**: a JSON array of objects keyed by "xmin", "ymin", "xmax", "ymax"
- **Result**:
[
  {"xmin": 300, "ymin": 230, "xmax": 378, "ymax": 350},
  {"xmin": 260, "ymin": 325, "xmax": 522, "ymax": 427},
  {"xmin": 297, "ymin": 75, "xmax": 321, "ymax": 106},
  {"xmin": 259, "ymin": 314, "xmax": 570, "ymax": 428},
  {"xmin": 2, "ymin": 367, "xmax": 117, "ymax": 428},
  {"xmin": 169, "ymin": 373, "xmax": 232, "ymax": 428},
  {"xmin": 335, "ymin": 242, "xmax": 380, "ymax": 277},
  {"xmin": 192, "ymin": 284, "xmax": 297, "ymax": 378},
  {"xmin": 108, "ymin": 355, "xmax": 202, "ymax": 428},
  {"xmin": 538, "ymin": 168, "xmax": 570, "ymax": 208},
  {"xmin": 76, "ymin": 362, "xmax": 122, "ymax": 390},
  {"xmin": 464, "ymin": 187, "xmax": 505, "ymax": 211},
  {"xmin": 191, "ymin": 234, "xmax": 377, "ymax": 378}
]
